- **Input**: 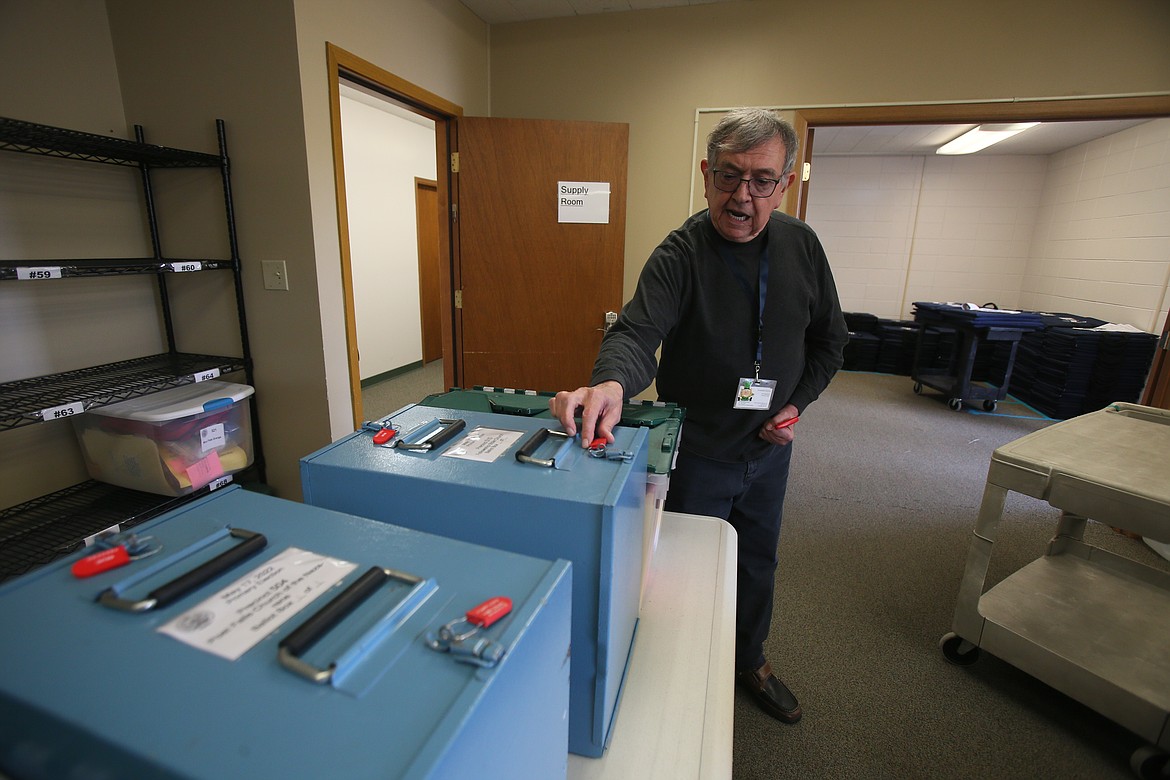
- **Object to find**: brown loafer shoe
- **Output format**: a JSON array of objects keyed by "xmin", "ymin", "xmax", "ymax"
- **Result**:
[{"xmin": 736, "ymin": 661, "xmax": 802, "ymax": 723}]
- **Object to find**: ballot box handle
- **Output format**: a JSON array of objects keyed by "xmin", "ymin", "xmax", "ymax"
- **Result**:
[
  {"xmin": 97, "ymin": 528, "xmax": 268, "ymax": 613},
  {"xmin": 278, "ymin": 565, "xmax": 426, "ymax": 684},
  {"xmin": 393, "ymin": 418, "xmax": 466, "ymax": 451},
  {"xmin": 515, "ymin": 428, "xmax": 573, "ymax": 467}
]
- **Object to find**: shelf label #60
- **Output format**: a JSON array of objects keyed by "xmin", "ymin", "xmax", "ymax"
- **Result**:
[
  {"xmin": 17, "ymin": 267, "xmax": 63, "ymax": 280},
  {"xmin": 170, "ymin": 262, "xmax": 203, "ymax": 273},
  {"xmin": 41, "ymin": 402, "xmax": 84, "ymax": 421}
]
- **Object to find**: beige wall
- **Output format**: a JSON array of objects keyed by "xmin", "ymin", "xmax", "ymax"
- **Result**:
[
  {"xmin": 487, "ymin": 0, "xmax": 1170, "ymax": 299},
  {"xmin": 2, "ymin": 0, "xmax": 490, "ymax": 506}
]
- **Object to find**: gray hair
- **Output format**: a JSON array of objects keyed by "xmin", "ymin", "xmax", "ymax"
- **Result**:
[{"xmin": 706, "ymin": 108, "xmax": 799, "ymax": 176}]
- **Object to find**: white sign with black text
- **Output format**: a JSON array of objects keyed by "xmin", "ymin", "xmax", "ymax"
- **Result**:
[{"xmin": 557, "ymin": 181, "xmax": 610, "ymax": 224}]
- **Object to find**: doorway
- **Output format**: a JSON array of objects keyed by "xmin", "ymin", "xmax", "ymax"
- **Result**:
[
  {"xmin": 791, "ymin": 98, "xmax": 1170, "ymax": 410},
  {"xmin": 326, "ymin": 44, "xmax": 461, "ymax": 427}
]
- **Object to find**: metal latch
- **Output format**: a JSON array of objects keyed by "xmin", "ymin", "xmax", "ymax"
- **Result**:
[{"xmin": 426, "ymin": 596, "xmax": 512, "ymax": 668}]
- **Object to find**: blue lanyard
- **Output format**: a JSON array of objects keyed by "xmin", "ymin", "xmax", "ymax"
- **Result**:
[{"xmin": 717, "ymin": 242, "xmax": 769, "ymax": 378}]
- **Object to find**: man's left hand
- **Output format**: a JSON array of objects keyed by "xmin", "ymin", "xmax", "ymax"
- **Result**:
[{"xmin": 759, "ymin": 404, "xmax": 800, "ymax": 446}]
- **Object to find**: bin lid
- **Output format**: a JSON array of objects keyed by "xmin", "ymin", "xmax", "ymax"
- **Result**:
[{"xmin": 87, "ymin": 381, "xmax": 254, "ymax": 422}]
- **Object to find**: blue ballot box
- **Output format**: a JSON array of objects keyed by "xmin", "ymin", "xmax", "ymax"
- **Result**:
[
  {"xmin": 0, "ymin": 487, "xmax": 572, "ymax": 780},
  {"xmin": 300, "ymin": 404, "xmax": 649, "ymax": 758}
]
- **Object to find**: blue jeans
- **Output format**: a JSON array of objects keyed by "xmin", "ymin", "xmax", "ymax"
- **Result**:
[{"xmin": 664, "ymin": 443, "xmax": 793, "ymax": 672}]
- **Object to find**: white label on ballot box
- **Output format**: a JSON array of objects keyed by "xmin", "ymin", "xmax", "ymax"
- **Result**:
[
  {"xmin": 158, "ymin": 546, "xmax": 357, "ymax": 661},
  {"xmin": 443, "ymin": 426, "xmax": 525, "ymax": 463}
]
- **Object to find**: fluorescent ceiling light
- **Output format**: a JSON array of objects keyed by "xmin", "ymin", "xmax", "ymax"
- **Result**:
[{"xmin": 935, "ymin": 123, "xmax": 1040, "ymax": 155}]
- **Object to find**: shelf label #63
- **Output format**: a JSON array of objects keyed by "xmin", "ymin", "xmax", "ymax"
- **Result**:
[{"xmin": 41, "ymin": 402, "xmax": 84, "ymax": 421}]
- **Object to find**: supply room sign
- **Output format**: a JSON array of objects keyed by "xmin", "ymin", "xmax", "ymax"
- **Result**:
[{"xmin": 557, "ymin": 181, "xmax": 610, "ymax": 224}]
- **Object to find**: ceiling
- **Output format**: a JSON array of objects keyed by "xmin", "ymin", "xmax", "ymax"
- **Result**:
[
  {"xmin": 458, "ymin": 0, "xmax": 734, "ymax": 24},
  {"xmin": 812, "ymin": 120, "xmax": 1150, "ymax": 157}
]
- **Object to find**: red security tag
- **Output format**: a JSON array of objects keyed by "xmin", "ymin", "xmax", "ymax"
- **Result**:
[
  {"xmin": 466, "ymin": 596, "xmax": 512, "ymax": 628},
  {"xmin": 71, "ymin": 546, "xmax": 131, "ymax": 578},
  {"xmin": 588, "ymin": 437, "xmax": 607, "ymax": 450},
  {"xmin": 372, "ymin": 428, "xmax": 396, "ymax": 445}
]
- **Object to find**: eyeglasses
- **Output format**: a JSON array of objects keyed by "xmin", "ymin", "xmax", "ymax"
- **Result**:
[{"xmin": 710, "ymin": 169, "xmax": 781, "ymax": 198}]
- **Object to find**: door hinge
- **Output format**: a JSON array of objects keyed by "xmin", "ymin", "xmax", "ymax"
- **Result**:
[
  {"xmin": 454, "ymin": 289, "xmax": 463, "ymax": 309},
  {"xmin": 451, "ymin": 202, "xmax": 458, "ymax": 221},
  {"xmin": 450, "ymin": 152, "xmax": 460, "ymax": 173},
  {"xmin": 802, "ymin": 161, "xmax": 811, "ymax": 182}
]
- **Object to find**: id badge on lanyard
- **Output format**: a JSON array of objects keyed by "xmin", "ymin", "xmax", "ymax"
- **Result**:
[
  {"xmin": 720, "ymin": 241, "xmax": 775, "ymax": 411},
  {"xmin": 734, "ymin": 374, "xmax": 777, "ymax": 410}
]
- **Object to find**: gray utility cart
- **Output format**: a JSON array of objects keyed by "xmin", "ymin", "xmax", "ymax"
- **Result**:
[{"xmin": 940, "ymin": 402, "xmax": 1170, "ymax": 778}]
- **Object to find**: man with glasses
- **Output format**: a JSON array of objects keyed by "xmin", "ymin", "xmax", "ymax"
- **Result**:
[{"xmin": 551, "ymin": 107, "xmax": 847, "ymax": 725}]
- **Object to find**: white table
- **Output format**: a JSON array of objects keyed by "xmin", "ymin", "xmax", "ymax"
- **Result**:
[{"xmin": 568, "ymin": 510, "xmax": 737, "ymax": 779}]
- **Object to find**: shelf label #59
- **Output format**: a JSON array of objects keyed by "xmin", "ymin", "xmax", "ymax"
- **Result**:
[{"xmin": 17, "ymin": 267, "xmax": 63, "ymax": 280}]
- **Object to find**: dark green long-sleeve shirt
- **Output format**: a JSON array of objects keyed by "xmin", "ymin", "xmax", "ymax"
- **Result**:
[{"xmin": 591, "ymin": 209, "xmax": 848, "ymax": 462}]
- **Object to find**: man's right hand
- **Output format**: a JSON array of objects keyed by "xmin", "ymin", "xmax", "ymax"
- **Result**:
[{"xmin": 549, "ymin": 380, "xmax": 625, "ymax": 447}]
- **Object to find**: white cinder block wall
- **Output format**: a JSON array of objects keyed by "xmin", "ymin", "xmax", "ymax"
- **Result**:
[
  {"xmin": 806, "ymin": 118, "xmax": 1170, "ymax": 335},
  {"xmin": 1022, "ymin": 118, "xmax": 1170, "ymax": 333}
]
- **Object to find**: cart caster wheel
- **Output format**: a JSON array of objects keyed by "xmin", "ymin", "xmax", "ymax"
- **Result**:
[
  {"xmin": 913, "ymin": 382, "xmax": 923, "ymax": 394},
  {"xmin": 947, "ymin": 398, "xmax": 963, "ymax": 412},
  {"xmin": 939, "ymin": 632, "xmax": 980, "ymax": 666},
  {"xmin": 1130, "ymin": 745, "xmax": 1170, "ymax": 779},
  {"xmin": 982, "ymin": 400, "xmax": 997, "ymax": 412}
]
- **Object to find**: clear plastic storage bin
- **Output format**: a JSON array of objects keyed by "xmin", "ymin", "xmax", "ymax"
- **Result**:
[{"xmin": 73, "ymin": 381, "xmax": 254, "ymax": 496}]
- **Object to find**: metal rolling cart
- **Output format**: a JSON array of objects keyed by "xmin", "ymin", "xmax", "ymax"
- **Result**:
[
  {"xmin": 910, "ymin": 302, "xmax": 1044, "ymax": 412},
  {"xmin": 940, "ymin": 403, "xmax": 1170, "ymax": 777},
  {"xmin": 911, "ymin": 323, "xmax": 1026, "ymax": 412}
]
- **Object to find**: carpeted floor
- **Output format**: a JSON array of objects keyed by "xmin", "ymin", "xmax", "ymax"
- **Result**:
[
  {"xmin": 361, "ymin": 360, "xmax": 446, "ymax": 421},
  {"xmin": 733, "ymin": 370, "xmax": 1166, "ymax": 779}
]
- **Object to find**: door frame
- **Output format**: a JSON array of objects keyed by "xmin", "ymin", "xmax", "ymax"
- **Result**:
[{"xmin": 326, "ymin": 43, "xmax": 462, "ymax": 427}]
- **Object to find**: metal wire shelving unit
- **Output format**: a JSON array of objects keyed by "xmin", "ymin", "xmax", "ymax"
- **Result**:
[{"xmin": 0, "ymin": 116, "xmax": 266, "ymax": 582}]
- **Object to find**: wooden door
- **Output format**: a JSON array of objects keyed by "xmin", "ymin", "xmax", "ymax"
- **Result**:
[
  {"xmin": 415, "ymin": 178, "xmax": 442, "ymax": 364},
  {"xmin": 455, "ymin": 117, "xmax": 628, "ymax": 391}
]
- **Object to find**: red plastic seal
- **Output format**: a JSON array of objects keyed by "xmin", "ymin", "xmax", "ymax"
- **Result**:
[
  {"xmin": 71, "ymin": 546, "xmax": 131, "ymax": 578},
  {"xmin": 466, "ymin": 596, "xmax": 512, "ymax": 628}
]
